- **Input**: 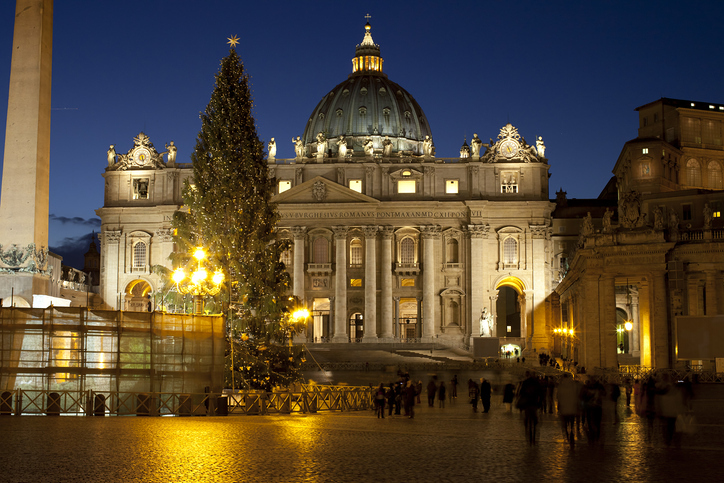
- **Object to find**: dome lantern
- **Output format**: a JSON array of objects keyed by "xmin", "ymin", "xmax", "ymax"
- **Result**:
[{"xmin": 352, "ymin": 22, "xmax": 383, "ymax": 74}]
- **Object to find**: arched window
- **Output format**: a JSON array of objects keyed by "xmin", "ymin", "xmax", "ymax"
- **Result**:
[
  {"xmin": 687, "ymin": 158, "xmax": 702, "ymax": 187},
  {"xmin": 313, "ymin": 237, "xmax": 329, "ymax": 263},
  {"xmin": 446, "ymin": 239, "xmax": 459, "ymax": 263},
  {"xmin": 708, "ymin": 161, "xmax": 723, "ymax": 189},
  {"xmin": 400, "ymin": 237, "xmax": 415, "ymax": 265},
  {"xmin": 133, "ymin": 242, "xmax": 146, "ymax": 270},
  {"xmin": 280, "ymin": 247, "xmax": 292, "ymax": 267},
  {"xmin": 503, "ymin": 238, "xmax": 517, "ymax": 266},
  {"xmin": 349, "ymin": 238, "xmax": 363, "ymax": 266}
]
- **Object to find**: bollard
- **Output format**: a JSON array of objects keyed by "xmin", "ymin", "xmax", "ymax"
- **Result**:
[{"xmin": 47, "ymin": 392, "xmax": 61, "ymax": 416}]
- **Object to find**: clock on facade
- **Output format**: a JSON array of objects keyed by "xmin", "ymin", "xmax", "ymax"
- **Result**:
[
  {"xmin": 135, "ymin": 148, "xmax": 151, "ymax": 166},
  {"xmin": 499, "ymin": 139, "xmax": 519, "ymax": 158}
]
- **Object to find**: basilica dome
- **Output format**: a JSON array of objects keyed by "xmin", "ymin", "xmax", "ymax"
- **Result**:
[{"xmin": 301, "ymin": 23, "xmax": 433, "ymax": 159}]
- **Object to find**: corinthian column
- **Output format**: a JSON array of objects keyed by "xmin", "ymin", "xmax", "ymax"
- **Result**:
[
  {"xmin": 380, "ymin": 227, "xmax": 394, "ymax": 339},
  {"xmin": 363, "ymin": 225, "xmax": 378, "ymax": 340},
  {"xmin": 291, "ymin": 226, "xmax": 307, "ymax": 301},
  {"xmin": 332, "ymin": 226, "xmax": 348, "ymax": 342},
  {"xmin": 420, "ymin": 225, "xmax": 440, "ymax": 340}
]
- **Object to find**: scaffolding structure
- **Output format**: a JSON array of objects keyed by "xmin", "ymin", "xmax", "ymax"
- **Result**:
[{"xmin": 0, "ymin": 307, "xmax": 224, "ymax": 394}]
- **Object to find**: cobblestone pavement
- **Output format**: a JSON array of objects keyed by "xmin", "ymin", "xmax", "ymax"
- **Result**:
[{"xmin": 1, "ymin": 395, "xmax": 723, "ymax": 483}]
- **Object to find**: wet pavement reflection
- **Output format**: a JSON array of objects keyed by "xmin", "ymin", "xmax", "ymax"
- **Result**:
[{"xmin": 1, "ymin": 397, "xmax": 723, "ymax": 482}]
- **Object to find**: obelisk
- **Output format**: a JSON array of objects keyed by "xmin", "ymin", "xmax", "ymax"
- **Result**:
[{"xmin": 0, "ymin": 0, "xmax": 53, "ymax": 305}]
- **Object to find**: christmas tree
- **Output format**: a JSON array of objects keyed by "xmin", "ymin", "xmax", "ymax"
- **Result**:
[{"xmin": 173, "ymin": 44, "xmax": 305, "ymax": 391}]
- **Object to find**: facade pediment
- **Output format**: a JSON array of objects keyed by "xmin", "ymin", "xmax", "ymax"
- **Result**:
[
  {"xmin": 107, "ymin": 133, "xmax": 167, "ymax": 171},
  {"xmin": 274, "ymin": 176, "xmax": 379, "ymax": 204},
  {"xmin": 388, "ymin": 168, "xmax": 423, "ymax": 181}
]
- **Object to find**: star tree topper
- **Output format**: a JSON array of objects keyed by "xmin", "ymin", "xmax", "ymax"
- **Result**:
[{"xmin": 227, "ymin": 35, "xmax": 240, "ymax": 48}]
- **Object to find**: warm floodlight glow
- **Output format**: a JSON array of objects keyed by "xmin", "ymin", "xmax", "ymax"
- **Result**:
[
  {"xmin": 212, "ymin": 270, "xmax": 225, "ymax": 285},
  {"xmin": 293, "ymin": 308, "xmax": 310, "ymax": 320},
  {"xmin": 193, "ymin": 247, "xmax": 206, "ymax": 261},
  {"xmin": 625, "ymin": 321, "xmax": 633, "ymax": 331},
  {"xmin": 192, "ymin": 268, "xmax": 207, "ymax": 285},
  {"xmin": 172, "ymin": 268, "xmax": 186, "ymax": 284}
]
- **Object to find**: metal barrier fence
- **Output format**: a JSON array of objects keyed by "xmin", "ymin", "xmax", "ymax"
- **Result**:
[{"xmin": 0, "ymin": 385, "xmax": 373, "ymax": 416}]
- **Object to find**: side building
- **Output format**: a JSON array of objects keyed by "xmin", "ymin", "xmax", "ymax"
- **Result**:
[{"xmin": 556, "ymin": 98, "xmax": 724, "ymax": 372}]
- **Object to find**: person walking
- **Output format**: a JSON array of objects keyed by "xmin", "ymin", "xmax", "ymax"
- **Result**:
[
  {"xmin": 427, "ymin": 379, "xmax": 438, "ymax": 407},
  {"xmin": 438, "ymin": 381, "xmax": 446, "ymax": 408},
  {"xmin": 503, "ymin": 381, "xmax": 515, "ymax": 412},
  {"xmin": 375, "ymin": 383, "xmax": 386, "ymax": 418},
  {"xmin": 405, "ymin": 380, "xmax": 417, "ymax": 419},
  {"xmin": 480, "ymin": 378, "xmax": 492, "ymax": 413},
  {"xmin": 468, "ymin": 379, "xmax": 480, "ymax": 413},
  {"xmin": 386, "ymin": 383, "xmax": 396, "ymax": 417},
  {"xmin": 624, "ymin": 379, "xmax": 633, "ymax": 407},
  {"xmin": 557, "ymin": 373, "xmax": 582, "ymax": 448},
  {"xmin": 517, "ymin": 371, "xmax": 542, "ymax": 445},
  {"xmin": 451, "ymin": 375, "xmax": 458, "ymax": 399}
]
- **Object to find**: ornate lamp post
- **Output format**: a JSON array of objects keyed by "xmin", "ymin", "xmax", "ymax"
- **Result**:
[{"xmin": 172, "ymin": 247, "xmax": 224, "ymax": 315}]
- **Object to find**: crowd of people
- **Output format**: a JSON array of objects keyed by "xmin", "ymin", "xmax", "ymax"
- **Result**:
[{"xmin": 371, "ymin": 368, "xmax": 696, "ymax": 448}]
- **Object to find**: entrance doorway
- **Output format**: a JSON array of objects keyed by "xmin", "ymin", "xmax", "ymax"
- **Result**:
[
  {"xmin": 125, "ymin": 280, "xmax": 152, "ymax": 312},
  {"xmin": 312, "ymin": 298, "xmax": 330, "ymax": 342},
  {"xmin": 496, "ymin": 286, "xmax": 521, "ymax": 337},
  {"xmin": 350, "ymin": 313, "xmax": 363, "ymax": 341},
  {"xmin": 616, "ymin": 308, "xmax": 630, "ymax": 354},
  {"xmin": 398, "ymin": 297, "xmax": 418, "ymax": 339}
]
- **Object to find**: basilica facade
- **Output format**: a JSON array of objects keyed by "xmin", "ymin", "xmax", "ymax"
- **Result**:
[{"xmin": 95, "ymin": 23, "xmax": 724, "ymax": 371}]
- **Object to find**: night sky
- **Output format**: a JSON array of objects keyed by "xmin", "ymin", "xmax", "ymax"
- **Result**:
[{"xmin": 1, "ymin": 0, "xmax": 723, "ymax": 269}]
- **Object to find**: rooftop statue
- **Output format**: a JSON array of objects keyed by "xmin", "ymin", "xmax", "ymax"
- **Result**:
[
  {"xmin": 337, "ymin": 135, "xmax": 347, "ymax": 159},
  {"xmin": 382, "ymin": 136, "xmax": 393, "ymax": 157},
  {"xmin": 292, "ymin": 136, "xmax": 303, "ymax": 158},
  {"xmin": 471, "ymin": 134, "xmax": 483, "ymax": 158},
  {"xmin": 165, "ymin": 141, "xmax": 177, "ymax": 164},
  {"xmin": 107, "ymin": 145, "xmax": 116, "ymax": 166},
  {"xmin": 364, "ymin": 137, "xmax": 374, "ymax": 156},
  {"xmin": 536, "ymin": 136, "xmax": 546, "ymax": 157},
  {"xmin": 268, "ymin": 138, "xmax": 276, "ymax": 159}
]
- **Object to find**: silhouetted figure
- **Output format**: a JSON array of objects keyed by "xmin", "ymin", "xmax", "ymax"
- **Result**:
[{"xmin": 480, "ymin": 378, "xmax": 492, "ymax": 413}]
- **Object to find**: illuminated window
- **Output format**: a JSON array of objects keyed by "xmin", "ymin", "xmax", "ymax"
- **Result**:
[
  {"xmin": 350, "ymin": 238, "xmax": 363, "ymax": 266},
  {"xmin": 503, "ymin": 238, "xmax": 517, "ymax": 266},
  {"xmin": 687, "ymin": 159, "xmax": 702, "ymax": 186},
  {"xmin": 133, "ymin": 242, "xmax": 146, "ymax": 270},
  {"xmin": 501, "ymin": 171, "xmax": 518, "ymax": 193},
  {"xmin": 642, "ymin": 148, "xmax": 649, "ymax": 154},
  {"xmin": 708, "ymin": 162, "xmax": 722, "ymax": 189},
  {"xmin": 401, "ymin": 278, "xmax": 415, "ymax": 287},
  {"xmin": 133, "ymin": 178, "xmax": 149, "ymax": 200},
  {"xmin": 279, "ymin": 180, "xmax": 292, "ymax": 193},
  {"xmin": 398, "ymin": 180, "xmax": 416, "ymax": 193},
  {"xmin": 446, "ymin": 179, "xmax": 459, "ymax": 194},
  {"xmin": 349, "ymin": 179, "xmax": 362, "ymax": 193},
  {"xmin": 280, "ymin": 248, "xmax": 292, "ymax": 267},
  {"xmin": 313, "ymin": 237, "xmax": 329, "ymax": 263},
  {"xmin": 350, "ymin": 278, "xmax": 362, "ymax": 287},
  {"xmin": 400, "ymin": 237, "xmax": 415, "ymax": 264}
]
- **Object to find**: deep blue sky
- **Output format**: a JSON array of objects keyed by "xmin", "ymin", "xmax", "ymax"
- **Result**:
[{"xmin": 1, "ymin": 0, "xmax": 724, "ymax": 268}]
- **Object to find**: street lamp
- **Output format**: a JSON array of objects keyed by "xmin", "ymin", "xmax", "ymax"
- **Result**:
[{"xmin": 172, "ymin": 246, "xmax": 224, "ymax": 314}]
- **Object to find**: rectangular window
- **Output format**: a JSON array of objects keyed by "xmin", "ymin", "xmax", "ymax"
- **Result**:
[
  {"xmin": 349, "ymin": 278, "xmax": 362, "ymax": 287},
  {"xmin": 501, "ymin": 171, "xmax": 518, "ymax": 194},
  {"xmin": 445, "ymin": 179, "xmax": 459, "ymax": 194},
  {"xmin": 278, "ymin": 180, "xmax": 292, "ymax": 193},
  {"xmin": 397, "ymin": 180, "xmax": 416, "ymax": 193},
  {"xmin": 132, "ymin": 178, "xmax": 149, "ymax": 200},
  {"xmin": 682, "ymin": 204, "xmax": 692, "ymax": 221},
  {"xmin": 348, "ymin": 179, "xmax": 362, "ymax": 193},
  {"xmin": 642, "ymin": 148, "xmax": 649, "ymax": 154}
]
